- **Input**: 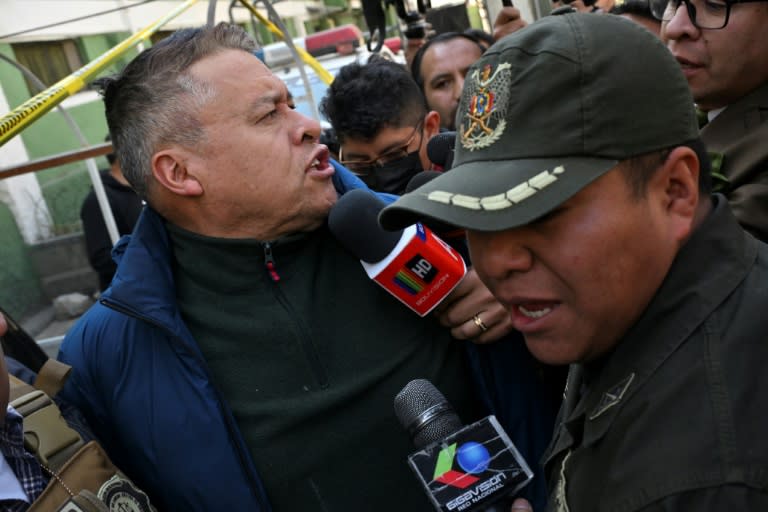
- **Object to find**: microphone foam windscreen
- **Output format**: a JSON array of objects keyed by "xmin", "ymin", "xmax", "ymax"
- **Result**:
[
  {"xmin": 426, "ymin": 131, "xmax": 456, "ymax": 169},
  {"xmin": 405, "ymin": 170, "xmax": 443, "ymax": 194},
  {"xmin": 328, "ymin": 189, "xmax": 404, "ymax": 263},
  {"xmin": 394, "ymin": 379, "xmax": 463, "ymax": 449}
]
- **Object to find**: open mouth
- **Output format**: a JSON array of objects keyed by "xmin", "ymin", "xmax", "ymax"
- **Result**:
[
  {"xmin": 307, "ymin": 145, "xmax": 331, "ymax": 173},
  {"xmin": 508, "ymin": 301, "xmax": 560, "ymax": 329},
  {"xmin": 518, "ymin": 304, "xmax": 553, "ymax": 319}
]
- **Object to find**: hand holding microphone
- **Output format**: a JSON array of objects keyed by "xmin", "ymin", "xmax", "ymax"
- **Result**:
[
  {"xmin": 433, "ymin": 268, "xmax": 516, "ymax": 343},
  {"xmin": 404, "ymin": 171, "xmax": 515, "ymax": 343}
]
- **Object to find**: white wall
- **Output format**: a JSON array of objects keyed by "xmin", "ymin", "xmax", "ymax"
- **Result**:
[
  {"xmin": 0, "ymin": 1, "xmax": 312, "ymax": 42},
  {"xmin": 0, "ymin": 84, "xmax": 52, "ymax": 243}
]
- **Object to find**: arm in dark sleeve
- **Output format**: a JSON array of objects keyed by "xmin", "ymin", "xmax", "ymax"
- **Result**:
[
  {"xmin": 638, "ymin": 484, "xmax": 768, "ymax": 511},
  {"xmin": 728, "ymin": 174, "xmax": 768, "ymax": 243},
  {"xmin": 80, "ymin": 193, "xmax": 117, "ymax": 288}
]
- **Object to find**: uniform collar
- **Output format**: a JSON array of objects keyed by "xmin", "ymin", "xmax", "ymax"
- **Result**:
[{"xmin": 548, "ymin": 195, "xmax": 757, "ymax": 458}]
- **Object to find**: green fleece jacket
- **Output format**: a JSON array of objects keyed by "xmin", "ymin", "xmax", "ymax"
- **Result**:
[{"xmin": 169, "ymin": 222, "xmax": 478, "ymax": 510}]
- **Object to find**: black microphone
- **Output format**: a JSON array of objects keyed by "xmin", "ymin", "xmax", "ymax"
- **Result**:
[
  {"xmin": 404, "ymin": 172, "xmax": 469, "ymax": 261},
  {"xmin": 328, "ymin": 190, "xmax": 467, "ymax": 316},
  {"xmin": 405, "ymin": 170, "xmax": 444, "ymax": 194},
  {"xmin": 427, "ymin": 131, "xmax": 457, "ymax": 170},
  {"xmin": 394, "ymin": 379, "xmax": 533, "ymax": 512}
]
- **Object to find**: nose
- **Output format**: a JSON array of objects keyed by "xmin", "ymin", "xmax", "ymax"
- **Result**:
[
  {"xmin": 453, "ymin": 74, "xmax": 465, "ymax": 100},
  {"xmin": 662, "ymin": 0, "xmax": 700, "ymax": 42},
  {"xmin": 466, "ymin": 228, "xmax": 534, "ymax": 282},
  {"xmin": 292, "ymin": 109, "xmax": 321, "ymax": 145}
]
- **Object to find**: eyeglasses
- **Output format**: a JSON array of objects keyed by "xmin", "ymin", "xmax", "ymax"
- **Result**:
[
  {"xmin": 650, "ymin": 0, "xmax": 768, "ymax": 29},
  {"xmin": 339, "ymin": 120, "xmax": 424, "ymax": 176}
]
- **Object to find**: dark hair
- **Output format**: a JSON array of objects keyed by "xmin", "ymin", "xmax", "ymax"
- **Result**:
[
  {"xmin": 621, "ymin": 139, "xmax": 712, "ymax": 197},
  {"xmin": 410, "ymin": 32, "xmax": 485, "ymax": 91},
  {"xmin": 98, "ymin": 23, "xmax": 256, "ymax": 199},
  {"xmin": 463, "ymin": 29, "xmax": 495, "ymax": 49},
  {"xmin": 609, "ymin": 0, "xmax": 657, "ymax": 20},
  {"xmin": 320, "ymin": 56, "xmax": 428, "ymax": 143},
  {"xmin": 104, "ymin": 133, "xmax": 116, "ymax": 165}
]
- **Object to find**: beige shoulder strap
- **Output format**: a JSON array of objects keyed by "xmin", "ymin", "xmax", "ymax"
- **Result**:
[
  {"xmin": 34, "ymin": 359, "xmax": 72, "ymax": 399},
  {"xmin": 9, "ymin": 373, "xmax": 36, "ymax": 402},
  {"xmin": 8, "ymin": 363, "xmax": 83, "ymax": 472},
  {"xmin": 9, "ymin": 358, "xmax": 71, "ymax": 402}
]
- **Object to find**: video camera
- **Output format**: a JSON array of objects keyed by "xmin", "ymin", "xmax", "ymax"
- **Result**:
[{"xmin": 362, "ymin": 0, "xmax": 432, "ymax": 52}]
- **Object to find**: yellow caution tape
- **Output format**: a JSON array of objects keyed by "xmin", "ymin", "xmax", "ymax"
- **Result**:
[
  {"xmin": 236, "ymin": 0, "xmax": 335, "ymax": 85},
  {"xmin": 0, "ymin": 0, "xmax": 199, "ymax": 148}
]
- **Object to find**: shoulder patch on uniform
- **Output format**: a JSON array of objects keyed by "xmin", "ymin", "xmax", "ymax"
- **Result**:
[
  {"xmin": 588, "ymin": 373, "xmax": 635, "ymax": 420},
  {"xmin": 97, "ymin": 474, "xmax": 155, "ymax": 512}
]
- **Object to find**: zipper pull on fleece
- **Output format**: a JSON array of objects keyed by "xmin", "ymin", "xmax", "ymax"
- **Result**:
[{"xmin": 263, "ymin": 241, "xmax": 281, "ymax": 282}]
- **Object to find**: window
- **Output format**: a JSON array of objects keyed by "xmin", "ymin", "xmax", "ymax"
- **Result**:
[{"xmin": 12, "ymin": 39, "xmax": 85, "ymax": 94}]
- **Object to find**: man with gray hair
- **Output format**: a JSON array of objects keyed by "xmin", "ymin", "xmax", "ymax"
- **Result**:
[
  {"xmin": 58, "ymin": 23, "xmax": 482, "ymax": 511},
  {"xmin": 381, "ymin": 12, "xmax": 768, "ymax": 511}
]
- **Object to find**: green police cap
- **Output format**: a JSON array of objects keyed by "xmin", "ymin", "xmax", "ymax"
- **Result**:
[{"xmin": 379, "ymin": 13, "xmax": 699, "ymax": 232}]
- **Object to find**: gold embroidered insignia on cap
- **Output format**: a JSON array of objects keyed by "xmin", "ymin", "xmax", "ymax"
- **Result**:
[
  {"xmin": 425, "ymin": 166, "xmax": 565, "ymax": 210},
  {"xmin": 588, "ymin": 373, "xmax": 635, "ymax": 420},
  {"xmin": 97, "ymin": 474, "xmax": 155, "ymax": 512},
  {"xmin": 460, "ymin": 62, "xmax": 512, "ymax": 151}
]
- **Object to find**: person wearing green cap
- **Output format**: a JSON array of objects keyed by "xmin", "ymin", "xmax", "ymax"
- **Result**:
[{"xmin": 380, "ymin": 12, "xmax": 768, "ymax": 511}]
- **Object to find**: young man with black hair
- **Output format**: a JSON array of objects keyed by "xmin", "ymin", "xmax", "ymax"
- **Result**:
[{"xmin": 321, "ymin": 57, "xmax": 442, "ymax": 195}]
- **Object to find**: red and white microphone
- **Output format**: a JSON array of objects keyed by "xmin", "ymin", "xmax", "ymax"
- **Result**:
[{"xmin": 328, "ymin": 189, "xmax": 467, "ymax": 316}]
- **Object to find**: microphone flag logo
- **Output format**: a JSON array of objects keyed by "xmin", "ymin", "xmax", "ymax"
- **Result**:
[
  {"xmin": 433, "ymin": 442, "xmax": 491, "ymax": 489},
  {"xmin": 406, "ymin": 416, "xmax": 533, "ymax": 511},
  {"xmin": 393, "ymin": 253, "xmax": 439, "ymax": 295}
]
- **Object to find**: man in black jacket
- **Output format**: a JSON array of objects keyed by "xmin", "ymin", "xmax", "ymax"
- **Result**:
[{"xmin": 79, "ymin": 137, "xmax": 142, "ymax": 291}]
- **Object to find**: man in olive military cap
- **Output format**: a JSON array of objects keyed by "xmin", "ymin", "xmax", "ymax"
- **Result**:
[{"xmin": 381, "ymin": 12, "xmax": 768, "ymax": 511}]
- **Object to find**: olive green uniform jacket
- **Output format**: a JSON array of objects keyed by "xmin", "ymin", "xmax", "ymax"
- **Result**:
[
  {"xmin": 543, "ymin": 196, "xmax": 768, "ymax": 512},
  {"xmin": 702, "ymin": 82, "xmax": 768, "ymax": 242}
]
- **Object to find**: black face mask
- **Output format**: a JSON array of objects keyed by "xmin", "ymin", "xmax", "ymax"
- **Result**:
[{"xmin": 361, "ymin": 150, "xmax": 423, "ymax": 195}]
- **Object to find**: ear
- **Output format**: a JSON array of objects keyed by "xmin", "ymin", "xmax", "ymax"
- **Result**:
[
  {"xmin": 424, "ymin": 110, "xmax": 442, "ymax": 139},
  {"xmin": 152, "ymin": 150, "xmax": 204, "ymax": 197},
  {"xmin": 421, "ymin": 111, "xmax": 444, "ymax": 170},
  {"xmin": 653, "ymin": 146, "xmax": 700, "ymax": 243}
]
